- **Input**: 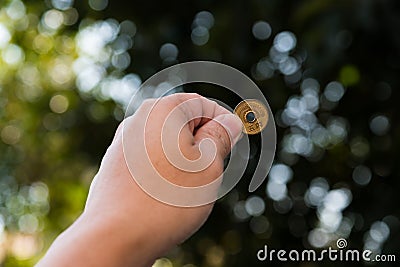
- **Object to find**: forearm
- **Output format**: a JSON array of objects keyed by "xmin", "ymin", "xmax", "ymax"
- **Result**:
[{"xmin": 36, "ymin": 212, "xmax": 158, "ymax": 267}]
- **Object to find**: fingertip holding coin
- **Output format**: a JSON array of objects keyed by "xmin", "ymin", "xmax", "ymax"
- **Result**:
[{"xmin": 234, "ymin": 99, "xmax": 269, "ymax": 135}]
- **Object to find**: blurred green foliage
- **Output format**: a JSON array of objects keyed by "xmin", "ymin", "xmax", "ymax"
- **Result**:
[{"xmin": 0, "ymin": 0, "xmax": 399, "ymax": 266}]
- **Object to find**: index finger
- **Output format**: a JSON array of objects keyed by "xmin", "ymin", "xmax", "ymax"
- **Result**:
[{"xmin": 168, "ymin": 93, "xmax": 232, "ymax": 132}]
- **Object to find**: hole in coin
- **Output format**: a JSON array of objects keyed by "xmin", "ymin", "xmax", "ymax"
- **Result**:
[{"xmin": 245, "ymin": 111, "xmax": 256, "ymax": 123}]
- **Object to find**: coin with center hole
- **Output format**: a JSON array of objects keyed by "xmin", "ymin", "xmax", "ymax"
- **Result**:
[{"xmin": 234, "ymin": 99, "xmax": 269, "ymax": 135}]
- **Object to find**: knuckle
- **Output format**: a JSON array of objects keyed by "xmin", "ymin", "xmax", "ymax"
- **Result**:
[
  {"xmin": 137, "ymin": 98, "xmax": 157, "ymax": 113},
  {"xmin": 141, "ymin": 98, "xmax": 156, "ymax": 107},
  {"xmin": 185, "ymin": 93, "xmax": 202, "ymax": 98}
]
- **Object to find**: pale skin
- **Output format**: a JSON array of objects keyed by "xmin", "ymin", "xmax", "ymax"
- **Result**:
[{"xmin": 36, "ymin": 93, "xmax": 243, "ymax": 267}]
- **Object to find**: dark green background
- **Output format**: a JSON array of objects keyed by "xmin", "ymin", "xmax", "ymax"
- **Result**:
[{"xmin": 0, "ymin": 0, "xmax": 399, "ymax": 266}]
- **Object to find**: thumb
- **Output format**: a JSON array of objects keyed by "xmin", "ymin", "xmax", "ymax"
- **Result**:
[{"xmin": 194, "ymin": 113, "xmax": 243, "ymax": 159}]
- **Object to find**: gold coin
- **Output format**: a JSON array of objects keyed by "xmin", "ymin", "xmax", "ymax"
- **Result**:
[{"xmin": 234, "ymin": 99, "xmax": 269, "ymax": 135}]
